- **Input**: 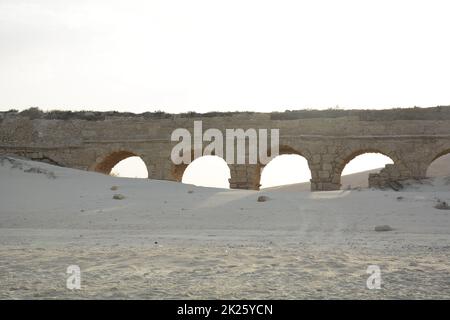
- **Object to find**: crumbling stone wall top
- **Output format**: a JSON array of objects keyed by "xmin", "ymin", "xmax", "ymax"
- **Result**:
[{"xmin": 2, "ymin": 106, "xmax": 450, "ymax": 122}]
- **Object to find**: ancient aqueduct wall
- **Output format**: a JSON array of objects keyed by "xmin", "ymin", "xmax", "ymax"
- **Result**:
[{"xmin": 1, "ymin": 106, "xmax": 450, "ymax": 191}]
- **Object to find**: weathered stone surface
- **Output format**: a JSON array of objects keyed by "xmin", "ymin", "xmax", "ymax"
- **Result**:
[
  {"xmin": 112, "ymin": 194, "xmax": 125, "ymax": 200},
  {"xmin": 257, "ymin": 195, "xmax": 270, "ymax": 202},
  {"xmin": 1, "ymin": 106, "xmax": 450, "ymax": 191},
  {"xmin": 374, "ymin": 225, "xmax": 394, "ymax": 232}
]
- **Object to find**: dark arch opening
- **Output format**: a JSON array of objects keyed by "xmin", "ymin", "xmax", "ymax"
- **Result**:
[{"xmin": 94, "ymin": 151, "xmax": 149, "ymax": 178}]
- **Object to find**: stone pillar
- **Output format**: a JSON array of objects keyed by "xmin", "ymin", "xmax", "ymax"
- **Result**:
[
  {"xmin": 169, "ymin": 163, "xmax": 187, "ymax": 182},
  {"xmin": 310, "ymin": 153, "xmax": 340, "ymax": 191},
  {"xmin": 140, "ymin": 154, "xmax": 174, "ymax": 181},
  {"xmin": 229, "ymin": 164, "xmax": 260, "ymax": 190}
]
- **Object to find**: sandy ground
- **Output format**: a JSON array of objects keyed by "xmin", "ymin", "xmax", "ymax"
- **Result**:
[{"xmin": 0, "ymin": 156, "xmax": 449, "ymax": 299}]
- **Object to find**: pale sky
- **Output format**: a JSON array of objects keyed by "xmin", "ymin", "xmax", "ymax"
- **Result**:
[
  {"xmin": 2, "ymin": 1, "xmax": 449, "ymax": 187},
  {"xmin": 1, "ymin": 0, "xmax": 450, "ymax": 112}
]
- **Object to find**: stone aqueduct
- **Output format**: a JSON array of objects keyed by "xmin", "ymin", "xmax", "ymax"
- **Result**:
[{"xmin": 1, "ymin": 106, "xmax": 450, "ymax": 191}]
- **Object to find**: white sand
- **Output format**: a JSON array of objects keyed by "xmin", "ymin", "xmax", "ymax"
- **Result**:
[{"xmin": 0, "ymin": 156, "xmax": 449, "ymax": 299}]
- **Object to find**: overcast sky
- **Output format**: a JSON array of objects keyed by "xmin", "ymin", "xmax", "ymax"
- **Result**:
[{"xmin": 1, "ymin": 0, "xmax": 450, "ymax": 113}]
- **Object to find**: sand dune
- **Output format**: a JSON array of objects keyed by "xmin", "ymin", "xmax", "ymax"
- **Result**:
[
  {"xmin": 0, "ymin": 156, "xmax": 449, "ymax": 299},
  {"xmin": 264, "ymin": 168, "xmax": 384, "ymax": 192}
]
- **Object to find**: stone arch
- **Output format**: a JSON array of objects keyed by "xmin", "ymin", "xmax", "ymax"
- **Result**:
[
  {"xmin": 337, "ymin": 148, "xmax": 398, "ymax": 176},
  {"xmin": 181, "ymin": 155, "xmax": 231, "ymax": 188},
  {"xmin": 257, "ymin": 145, "xmax": 313, "ymax": 190},
  {"xmin": 426, "ymin": 148, "xmax": 450, "ymax": 177},
  {"xmin": 429, "ymin": 148, "xmax": 450, "ymax": 164},
  {"xmin": 259, "ymin": 145, "xmax": 313, "ymax": 167},
  {"xmin": 92, "ymin": 150, "xmax": 149, "ymax": 177},
  {"xmin": 22, "ymin": 151, "xmax": 64, "ymax": 167},
  {"xmin": 279, "ymin": 145, "xmax": 311, "ymax": 159},
  {"xmin": 170, "ymin": 149, "xmax": 230, "ymax": 183},
  {"xmin": 334, "ymin": 148, "xmax": 398, "ymax": 189}
]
